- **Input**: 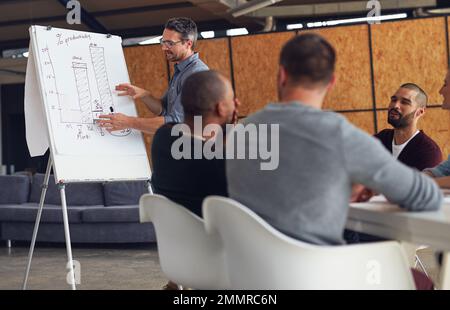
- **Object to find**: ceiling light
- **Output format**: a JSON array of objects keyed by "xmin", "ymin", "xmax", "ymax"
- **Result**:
[
  {"xmin": 139, "ymin": 36, "xmax": 162, "ymax": 45},
  {"xmin": 226, "ymin": 28, "xmax": 249, "ymax": 36},
  {"xmin": 201, "ymin": 31, "xmax": 215, "ymax": 39},
  {"xmin": 286, "ymin": 23, "xmax": 303, "ymax": 30}
]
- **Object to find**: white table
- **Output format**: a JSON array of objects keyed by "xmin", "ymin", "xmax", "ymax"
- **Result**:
[{"xmin": 346, "ymin": 196, "xmax": 450, "ymax": 289}]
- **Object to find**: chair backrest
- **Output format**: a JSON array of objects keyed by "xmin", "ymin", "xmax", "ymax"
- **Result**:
[
  {"xmin": 139, "ymin": 194, "xmax": 229, "ymax": 289},
  {"xmin": 203, "ymin": 196, "xmax": 416, "ymax": 290}
]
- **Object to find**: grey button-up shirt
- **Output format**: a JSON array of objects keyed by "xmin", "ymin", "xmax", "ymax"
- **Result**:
[{"xmin": 160, "ymin": 53, "xmax": 208, "ymax": 123}]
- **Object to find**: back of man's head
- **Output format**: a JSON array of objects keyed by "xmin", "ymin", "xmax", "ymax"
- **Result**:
[
  {"xmin": 181, "ymin": 70, "xmax": 227, "ymax": 119},
  {"xmin": 400, "ymin": 83, "xmax": 428, "ymax": 108},
  {"xmin": 280, "ymin": 33, "xmax": 336, "ymax": 88}
]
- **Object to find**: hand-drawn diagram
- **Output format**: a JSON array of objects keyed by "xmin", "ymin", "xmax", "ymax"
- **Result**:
[
  {"xmin": 90, "ymin": 45, "xmax": 114, "ymax": 119},
  {"xmin": 72, "ymin": 62, "xmax": 94, "ymax": 124},
  {"xmin": 41, "ymin": 42, "xmax": 131, "ymax": 141}
]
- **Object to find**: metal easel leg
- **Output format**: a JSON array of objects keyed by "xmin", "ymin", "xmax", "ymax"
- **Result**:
[
  {"xmin": 147, "ymin": 179, "xmax": 153, "ymax": 194},
  {"xmin": 59, "ymin": 182, "xmax": 76, "ymax": 290},
  {"xmin": 22, "ymin": 157, "xmax": 52, "ymax": 290}
]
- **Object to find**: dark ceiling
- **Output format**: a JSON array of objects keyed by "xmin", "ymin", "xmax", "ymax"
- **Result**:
[{"xmin": 0, "ymin": 0, "xmax": 448, "ymax": 52}]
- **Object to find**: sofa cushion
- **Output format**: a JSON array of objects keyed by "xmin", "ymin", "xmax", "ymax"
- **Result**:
[
  {"xmin": 29, "ymin": 174, "xmax": 104, "ymax": 206},
  {"xmin": 0, "ymin": 203, "xmax": 90, "ymax": 223},
  {"xmin": 103, "ymin": 181, "xmax": 148, "ymax": 206},
  {"xmin": 0, "ymin": 175, "xmax": 30, "ymax": 204},
  {"xmin": 81, "ymin": 205, "xmax": 139, "ymax": 223}
]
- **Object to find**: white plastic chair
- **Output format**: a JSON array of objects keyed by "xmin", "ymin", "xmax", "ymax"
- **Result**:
[
  {"xmin": 203, "ymin": 196, "xmax": 416, "ymax": 290},
  {"xmin": 139, "ymin": 194, "xmax": 229, "ymax": 289},
  {"xmin": 414, "ymin": 245, "xmax": 430, "ymax": 277}
]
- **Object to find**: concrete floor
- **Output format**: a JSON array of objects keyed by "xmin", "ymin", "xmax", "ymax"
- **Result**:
[
  {"xmin": 0, "ymin": 241, "xmax": 168, "ymax": 290},
  {"xmin": 0, "ymin": 241, "xmax": 442, "ymax": 290}
]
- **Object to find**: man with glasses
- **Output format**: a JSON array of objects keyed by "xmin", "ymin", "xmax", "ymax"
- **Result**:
[{"xmin": 97, "ymin": 17, "xmax": 208, "ymax": 134}]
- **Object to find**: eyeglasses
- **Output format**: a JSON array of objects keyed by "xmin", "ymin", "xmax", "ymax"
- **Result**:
[{"xmin": 159, "ymin": 39, "xmax": 185, "ymax": 48}]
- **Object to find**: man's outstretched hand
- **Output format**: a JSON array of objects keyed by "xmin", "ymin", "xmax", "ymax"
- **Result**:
[
  {"xmin": 115, "ymin": 83, "xmax": 149, "ymax": 100},
  {"xmin": 96, "ymin": 113, "xmax": 133, "ymax": 132}
]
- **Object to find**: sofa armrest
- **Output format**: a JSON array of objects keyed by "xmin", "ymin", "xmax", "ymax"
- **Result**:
[{"xmin": 0, "ymin": 175, "xmax": 30, "ymax": 204}]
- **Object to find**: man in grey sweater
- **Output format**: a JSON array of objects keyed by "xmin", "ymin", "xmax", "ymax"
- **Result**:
[{"xmin": 226, "ymin": 33, "xmax": 442, "ymax": 246}]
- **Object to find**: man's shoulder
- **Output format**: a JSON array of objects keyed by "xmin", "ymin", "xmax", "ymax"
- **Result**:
[
  {"xmin": 153, "ymin": 123, "xmax": 178, "ymax": 140},
  {"xmin": 188, "ymin": 55, "xmax": 209, "ymax": 73},
  {"xmin": 244, "ymin": 102, "xmax": 344, "ymax": 123},
  {"xmin": 374, "ymin": 128, "xmax": 393, "ymax": 138},
  {"xmin": 194, "ymin": 57, "xmax": 209, "ymax": 69},
  {"xmin": 415, "ymin": 131, "xmax": 441, "ymax": 150},
  {"xmin": 178, "ymin": 59, "xmax": 208, "ymax": 83},
  {"xmin": 374, "ymin": 128, "xmax": 393, "ymax": 142}
]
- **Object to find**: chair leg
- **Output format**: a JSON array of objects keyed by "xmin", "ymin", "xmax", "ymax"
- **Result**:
[
  {"xmin": 415, "ymin": 254, "xmax": 430, "ymax": 278},
  {"xmin": 6, "ymin": 240, "xmax": 11, "ymax": 248}
]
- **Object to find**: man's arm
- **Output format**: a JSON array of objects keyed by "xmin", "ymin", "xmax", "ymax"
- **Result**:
[
  {"xmin": 140, "ymin": 93, "xmax": 163, "ymax": 116},
  {"xmin": 433, "ymin": 176, "xmax": 450, "ymax": 189},
  {"xmin": 97, "ymin": 113, "xmax": 165, "ymax": 134},
  {"xmin": 341, "ymin": 121, "xmax": 442, "ymax": 211},
  {"xmin": 116, "ymin": 83, "xmax": 163, "ymax": 115},
  {"xmin": 423, "ymin": 156, "xmax": 450, "ymax": 178}
]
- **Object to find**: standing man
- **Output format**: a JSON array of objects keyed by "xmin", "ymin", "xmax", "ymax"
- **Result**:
[
  {"xmin": 97, "ymin": 17, "xmax": 209, "ymax": 133},
  {"xmin": 375, "ymin": 83, "xmax": 442, "ymax": 171}
]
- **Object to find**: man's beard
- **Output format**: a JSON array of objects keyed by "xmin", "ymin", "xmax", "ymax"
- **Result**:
[
  {"xmin": 387, "ymin": 108, "xmax": 416, "ymax": 129},
  {"xmin": 165, "ymin": 51, "xmax": 179, "ymax": 62}
]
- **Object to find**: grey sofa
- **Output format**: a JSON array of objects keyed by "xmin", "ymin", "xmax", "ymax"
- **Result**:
[{"xmin": 0, "ymin": 173, "xmax": 156, "ymax": 244}]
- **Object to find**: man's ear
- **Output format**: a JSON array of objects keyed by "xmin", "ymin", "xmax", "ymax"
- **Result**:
[
  {"xmin": 278, "ymin": 66, "xmax": 287, "ymax": 88},
  {"xmin": 327, "ymin": 74, "xmax": 336, "ymax": 92},
  {"xmin": 416, "ymin": 107, "xmax": 426, "ymax": 118},
  {"xmin": 186, "ymin": 39, "xmax": 194, "ymax": 50},
  {"xmin": 216, "ymin": 101, "xmax": 227, "ymax": 118}
]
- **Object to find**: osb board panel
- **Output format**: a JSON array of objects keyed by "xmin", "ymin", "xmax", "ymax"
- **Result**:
[
  {"xmin": 124, "ymin": 44, "xmax": 168, "ymax": 118},
  {"xmin": 124, "ymin": 44, "xmax": 169, "ymax": 163},
  {"xmin": 371, "ymin": 17, "xmax": 448, "ymax": 108},
  {"xmin": 304, "ymin": 25, "xmax": 373, "ymax": 111},
  {"xmin": 376, "ymin": 108, "xmax": 450, "ymax": 156},
  {"xmin": 169, "ymin": 38, "xmax": 232, "ymax": 81},
  {"xmin": 375, "ymin": 110, "xmax": 389, "ymax": 133},
  {"xmin": 340, "ymin": 111, "xmax": 375, "ymax": 135},
  {"xmin": 448, "ymin": 17, "xmax": 450, "ymax": 66},
  {"xmin": 231, "ymin": 31, "xmax": 296, "ymax": 116}
]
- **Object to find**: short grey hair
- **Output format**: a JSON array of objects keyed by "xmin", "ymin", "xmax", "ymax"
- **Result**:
[{"xmin": 165, "ymin": 17, "xmax": 198, "ymax": 48}]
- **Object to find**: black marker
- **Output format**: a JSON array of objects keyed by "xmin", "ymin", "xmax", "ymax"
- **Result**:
[{"xmin": 109, "ymin": 107, "xmax": 114, "ymax": 113}]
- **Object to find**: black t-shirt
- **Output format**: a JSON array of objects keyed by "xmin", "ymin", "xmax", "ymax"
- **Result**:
[{"xmin": 151, "ymin": 123, "xmax": 228, "ymax": 217}]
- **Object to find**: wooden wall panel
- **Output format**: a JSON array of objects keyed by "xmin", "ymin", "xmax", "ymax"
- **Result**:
[
  {"xmin": 372, "ymin": 17, "xmax": 448, "ymax": 108},
  {"xmin": 196, "ymin": 38, "xmax": 232, "ymax": 80},
  {"xmin": 305, "ymin": 25, "xmax": 373, "ymax": 111},
  {"xmin": 169, "ymin": 38, "xmax": 232, "ymax": 80},
  {"xmin": 340, "ymin": 112, "xmax": 375, "ymax": 135},
  {"xmin": 375, "ymin": 110, "xmax": 389, "ymax": 134},
  {"xmin": 419, "ymin": 108, "xmax": 450, "ymax": 157},
  {"xmin": 124, "ymin": 44, "xmax": 168, "ymax": 117},
  {"xmin": 448, "ymin": 16, "xmax": 450, "ymax": 67},
  {"xmin": 231, "ymin": 32, "xmax": 296, "ymax": 116},
  {"xmin": 124, "ymin": 44, "xmax": 169, "ymax": 163},
  {"xmin": 377, "ymin": 108, "xmax": 450, "ymax": 157}
]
